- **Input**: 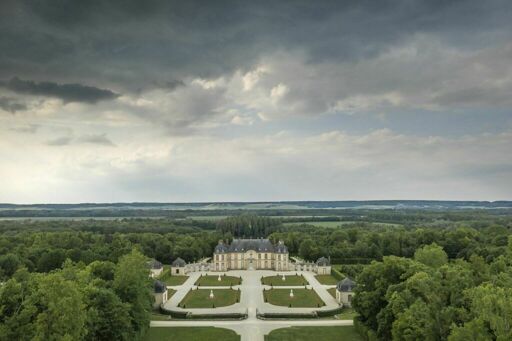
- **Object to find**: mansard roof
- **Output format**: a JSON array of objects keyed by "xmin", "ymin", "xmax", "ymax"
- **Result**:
[
  {"xmin": 147, "ymin": 259, "xmax": 163, "ymax": 269},
  {"xmin": 316, "ymin": 256, "xmax": 330, "ymax": 266},
  {"xmin": 214, "ymin": 238, "xmax": 288, "ymax": 253},
  {"xmin": 171, "ymin": 257, "xmax": 186, "ymax": 267},
  {"xmin": 336, "ymin": 277, "xmax": 356, "ymax": 292},
  {"xmin": 154, "ymin": 280, "xmax": 167, "ymax": 293}
]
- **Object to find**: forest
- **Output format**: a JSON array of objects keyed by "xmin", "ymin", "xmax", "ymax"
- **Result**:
[{"xmin": 0, "ymin": 208, "xmax": 511, "ymax": 340}]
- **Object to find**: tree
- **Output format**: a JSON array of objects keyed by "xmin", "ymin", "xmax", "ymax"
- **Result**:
[
  {"xmin": 0, "ymin": 254, "xmax": 21, "ymax": 279},
  {"xmin": 414, "ymin": 243, "xmax": 448, "ymax": 268},
  {"xmin": 32, "ymin": 272, "xmax": 86, "ymax": 341},
  {"xmin": 451, "ymin": 284, "xmax": 512, "ymax": 340},
  {"xmin": 299, "ymin": 239, "xmax": 319, "ymax": 261},
  {"xmin": 113, "ymin": 249, "xmax": 152, "ymax": 339},
  {"xmin": 83, "ymin": 285, "xmax": 132, "ymax": 341}
]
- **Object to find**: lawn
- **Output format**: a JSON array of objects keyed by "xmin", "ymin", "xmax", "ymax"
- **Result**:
[
  {"xmin": 144, "ymin": 327, "xmax": 240, "ymax": 341},
  {"xmin": 315, "ymin": 275, "xmax": 338, "ymax": 285},
  {"xmin": 178, "ymin": 288, "xmax": 240, "ymax": 308},
  {"xmin": 336, "ymin": 307, "xmax": 358, "ymax": 320},
  {"xmin": 195, "ymin": 275, "xmax": 242, "ymax": 286},
  {"xmin": 327, "ymin": 287, "xmax": 337, "ymax": 298},
  {"xmin": 263, "ymin": 288, "xmax": 324, "ymax": 307},
  {"xmin": 265, "ymin": 326, "xmax": 362, "ymax": 341},
  {"xmin": 261, "ymin": 275, "xmax": 308, "ymax": 286},
  {"xmin": 157, "ymin": 270, "xmax": 189, "ymax": 286}
]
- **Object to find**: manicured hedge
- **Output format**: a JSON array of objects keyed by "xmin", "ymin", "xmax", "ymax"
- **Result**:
[
  {"xmin": 257, "ymin": 312, "xmax": 318, "ymax": 319},
  {"xmin": 316, "ymin": 306, "xmax": 344, "ymax": 317},
  {"xmin": 189, "ymin": 313, "xmax": 246, "ymax": 320},
  {"xmin": 331, "ymin": 267, "xmax": 345, "ymax": 281},
  {"xmin": 159, "ymin": 306, "xmax": 246, "ymax": 320},
  {"xmin": 159, "ymin": 306, "xmax": 189, "ymax": 318}
]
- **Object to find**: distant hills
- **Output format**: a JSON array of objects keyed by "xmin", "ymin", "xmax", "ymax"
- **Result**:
[{"xmin": 1, "ymin": 200, "xmax": 511, "ymax": 211}]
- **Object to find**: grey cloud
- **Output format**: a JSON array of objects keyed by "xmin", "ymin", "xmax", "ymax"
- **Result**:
[
  {"xmin": 77, "ymin": 134, "xmax": 116, "ymax": 146},
  {"xmin": 0, "ymin": 96, "xmax": 27, "ymax": 113},
  {"xmin": 46, "ymin": 136, "xmax": 73, "ymax": 146},
  {"xmin": 1, "ymin": 0, "xmax": 511, "ymax": 92},
  {"xmin": 46, "ymin": 134, "xmax": 115, "ymax": 146},
  {"xmin": 1, "ymin": 77, "xmax": 118, "ymax": 103},
  {"xmin": 9, "ymin": 124, "xmax": 39, "ymax": 134}
]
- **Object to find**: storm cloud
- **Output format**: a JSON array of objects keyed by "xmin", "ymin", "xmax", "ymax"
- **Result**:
[
  {"xmin": 0, "ymin": 0, "xmax": 511, "ymax": 202},
  {"xmin": 1, "ymin": 77, "xmax": 118, "ymax": 103}
]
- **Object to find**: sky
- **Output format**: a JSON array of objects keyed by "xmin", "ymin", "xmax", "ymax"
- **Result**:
[{"xmin": 1, "ymin": 0, "xmax": 511, "ymax": 203}]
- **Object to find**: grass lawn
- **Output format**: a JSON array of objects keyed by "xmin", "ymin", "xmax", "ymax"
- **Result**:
[
  {"xmin": 265, "ymin": 326, "xmax": 362, "ymax": 341},
  {"xmin": 195, "ymin": 275, "xmax": 242, "ymax": 286},
  {"xmin": 261, "ymin": 275, "xmax": 308, "ymax": 286},
  {"xmin": 336, "ymin": 307, "xmax": 358, "ymax": 320},
  {"xmin": 263, "ymin": 288, "xmax": 324, "ymax": 307},
  {"xmin": 315, "ymin": 275, "xmax": 338, "ymax": 285},
  {"xmin": 179, "ymin": 289, "xmax": 240, "ymax": 308},
  {"xmin": 150, "ymin": 312, "xmax": 171, "ymax": 321},
  {"xmin": 157, "ymin": 270, "xmax": 189, "ymax": 286},
  {"xmin": 327, "ymin": 287, "xmax": 337, "ymax": 298},
  {"xmin": 144, "ymin": 327, "xmax": 240, "ymax": 341}
]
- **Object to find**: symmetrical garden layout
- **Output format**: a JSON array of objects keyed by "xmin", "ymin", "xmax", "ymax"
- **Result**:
[{"xmin": 154, "ymin": 270, "xmax": 353, "ymax": 341}]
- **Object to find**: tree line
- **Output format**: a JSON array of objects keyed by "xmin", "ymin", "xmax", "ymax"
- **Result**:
[
  {"xmin": 0, "ymin": 250, "xmax": 152, "ymax": 340},
  {"xmin": 353, "ymin": 241, "xmax": 512, "ymax": 340}
]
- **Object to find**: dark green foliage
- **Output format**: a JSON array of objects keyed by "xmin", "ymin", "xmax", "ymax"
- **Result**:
[
  {"xmin": 0, "ymin": 251, "xmax": 152, "ymax": 341},
  {"xmin": 216, "ymin": 214, "xmax": 282, "ymax": 238}
]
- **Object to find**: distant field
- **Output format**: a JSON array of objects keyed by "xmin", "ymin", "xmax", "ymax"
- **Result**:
[
  {"xmin": 265, "ymin": 326, "xmax": 361, "ymax": 341},
  {"xmin": 283, "ymin": 221, "xmax": 401, "ymax": 228},
  {"xmin": 144, "ymin": 327, "xmax": 240, "ymax": 341}
]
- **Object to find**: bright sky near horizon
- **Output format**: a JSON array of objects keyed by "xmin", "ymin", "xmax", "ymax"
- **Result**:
[{"xmin": 1, "ymin": 0, "xmax": 511, "ymax": 203}]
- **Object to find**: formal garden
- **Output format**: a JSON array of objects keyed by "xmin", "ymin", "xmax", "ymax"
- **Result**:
[
  {"xmin": 314, "ymin": 274, "xmax": 338, "ymax": 285},
  {"xmin": 263, "ymin": 288, "xmax": 325, "ymax": 307},
  {"xmin": 195, "ymin": 274, "xmax": 242, "ymax": 286},
  {"xmin": 144, "ymin": 327, "xmax": 240, "ymax": 341},
  {"xmin": 261, "ymin": 274, "xmax": 308, "ymax": 286},
  {"xmin": 157, "ymin": 266, "xmax": 189, "ymax": 285},
  {"xmin": 178, "ymin": 288, "xmax": 240, "ymax": 308},
  {"xmin": 264, "ymin": 326, "xmax": 361, "ymax": 341}
]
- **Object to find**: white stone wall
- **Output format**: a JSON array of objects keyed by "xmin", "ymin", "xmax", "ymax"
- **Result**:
[
  {"xmin": 212, "ymin": 251, "xmax": 289, "ymax": 271},
  {"xmin": 336, "ymin": 290, "xmax": 354, "ymax": 307}
]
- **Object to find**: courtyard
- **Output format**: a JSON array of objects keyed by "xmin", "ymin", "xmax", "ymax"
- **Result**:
[{"xmin": 157, "ymin": 269, "xmax": 349, "ymax": 341}]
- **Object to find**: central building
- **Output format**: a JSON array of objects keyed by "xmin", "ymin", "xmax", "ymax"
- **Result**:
[{"xmin": 213, "ymin": 238, "xmax": 289, "ymax": 271}]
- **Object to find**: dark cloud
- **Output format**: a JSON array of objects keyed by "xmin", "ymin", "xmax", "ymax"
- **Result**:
[
  {"xmin": 1, "ymin": 0, "xmax": 511, "ymax": 92},
  {"xmin": 0, "ymin": 96, "xmax": 27, "ymax": 113},
  {"xmin": 1, "ymin": 77, "xmax": 118, "ymax": 103}
]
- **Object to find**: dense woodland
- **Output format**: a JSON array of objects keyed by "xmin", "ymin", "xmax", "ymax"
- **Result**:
[{"xmin": 0, "ymin": 209, "xmax": 511, "ymax": 340}]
